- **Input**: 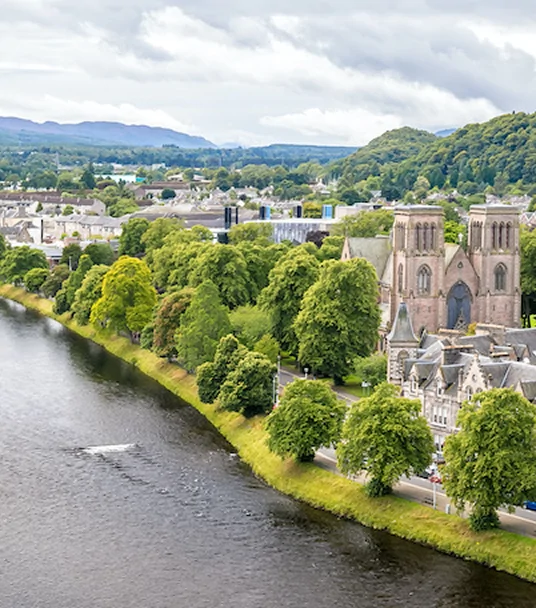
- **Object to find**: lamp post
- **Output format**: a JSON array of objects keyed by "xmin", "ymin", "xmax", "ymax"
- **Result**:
[{"xmin": 304, "ymin": 367, "xmax": 309, "ymax": 380}]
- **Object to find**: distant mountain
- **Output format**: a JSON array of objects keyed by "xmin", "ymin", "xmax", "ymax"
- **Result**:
[
  {"xmin": 435, "ymin": 128, "xmax": 456, "ymax": 138},
  {"xmin": 0, "ymin": 117, "xmax": 216, "ymax": 148}
]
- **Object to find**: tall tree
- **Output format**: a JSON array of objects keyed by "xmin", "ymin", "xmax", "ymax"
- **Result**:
[
  {"xmin": 228, "ymin": 223, "xmax": 273, "ymax": 245},
  {"xmin": 219, "ymin": 352, "xmax": 276, "ymax": 417},
  {"xmin": 84, "ymin": 243, "xmax": 115, "ymax": 266},
  {"xmin": 24, "ymin": 268, "xmax": 49, "ymax": 293},
  {"xmin": 63, "ymin": 254, "xmax": 94, "ymax": 309},
  {"xmin": 442, "ymin": 388, "xmax": 536, "ymax": 531},
  {"xmin": 119, "ymin": 218, "xmax": 150, "ymax": 257},
  {"xmin": 60, "ymin": 243, "xmax": 83, "ymax": 270},
  {"xmin": 91, "ymin": 257, "xmax": 157, "ymax": 340},
  {"xmin": 338, "ymin": 383, "xmax": 433, "ymax": 497},
  {"xmin": 0, "ymin": 246, "xmax": 48, "ymax": 285},
  {"xmin": 152, "ymin": 287, "xmax": 194, "ymax": 360},
  {"xmin": 71, "ymin": 265, "xmax": 109, "ymax": 325},
  {"xmin": 175, "ymin": 280, "xmax": 231, "ymax": 372},
  {"xmin": 295, "ymin": 258, "xmax": 381, "ymax": 384},
  {"xmin": 266, "ymin": 379, "xmax": 345, "ymax": 462},
  {"xmin": 42, "ymin": 264, "xmax": 70, "ymax": 298},
  {"xmin": 141, "ymin": 217, "xmax": 184, "ymax": 261},
  {"xmin": 196, "ymin": 334, "xmax": 248, "ymax": 404},
  {"xmin": 189, "ymin": 244, "xmax": 252, "ymax": 309},
  {"xmin": 0, "ymin": 232, "xmax": 7, "ymax": 260},
  {"xmin": 258, "ymin": 248, "xmax": 320, "ymax": 354}
]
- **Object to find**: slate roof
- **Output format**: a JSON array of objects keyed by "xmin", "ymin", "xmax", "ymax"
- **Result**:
[
  {"xmin": 387, "ymin": 302, "xmax": 418, "ymax": 343},
  {"xmin": 345, "ymin": 236, "xmax": 392, "ymax": 280}
]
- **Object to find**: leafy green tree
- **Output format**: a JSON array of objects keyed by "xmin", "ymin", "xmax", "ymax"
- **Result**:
[
  {"xmin": 229, "ymin": 305, "xmax": 272, "ymax": 349},
  {"xmin": 318, "ymin": 235, "xmax": 345, "ymax": 261},
  {"xmin": 62, "ymin": 204, "xmax": 75, "ymax": 216},
  {"xmin": 152, "ymin": 287, "xmax": 194, "ymax": 359},
  {"xmin": 253, "ymin": 334, "xmax": 279, "ymax": 363},
  {"xmin": 295, "ymin": 258, "xmax": 381, "ymax": 384},
  {"xmin": 56, "ymin": 171, "xmax": 78, "ymax": 191},
  {"xmin": 228, "ymin": 223, "xmax": 273, "ymax": 245},
  {"xmin": 60, "ymin": 243, "xmax": 83, "ymax": 270},
  {"xmin": 332, "ymin": 210, "xmax": 394, "ymax": 238},
  {"xmin": 258, "ymin": 248, "xmax": 320, "ymax": 354},
  {"xmin": 24, "ymin": 268, "xmax": 49, "ymax": 293},
  {"xmin": 0, "ymin": 246, "xmax": 48, "ymax": 285},
  {"xmin": 219, "ymin": 352, "xmax": 276, "ymax": 417},
  {"xmin": 80, "ymin": 164, "xmax": 97, "ymax": 190},
  {"xmin": 141, "ymin": 217, "xmax": 184, "ymax": 256},
  {"xmin": 338, "ymin": 383, "xmax": 433, "ymax": 496},
  {"xmin": 196, "ymin": 334, "xmax": 248, "ymax": 403},
  {"xmin": 413, "ymin": 175, "xmax": 431, "ymax": 201},
  {"xmin": 84, "ymin": 242, "xmax": 115, "ymax": 266},
  {"xmin": 108, "ymin": 198, "xmax": 139, "ymax": 217},
  {"xmin": 442, "ymin": 388, "xmax": 536, "ymax": 531},
  {"xmin": 42, "ymin": 264, "xmax": 70, "ymax": 298},
  {"xmin": 189, "ymin": 244, "xmax": 252, "ymax": 309},
  {"xmin": 175, "ymin": 280, "xmax": 231, "ymax": 371},
  {"xmin": 91, "ymin": 257, "xmax": 157, "ymax": 339},
  {"xmin": 71, "ymin": 265, "xmax": 109, "ymax": 325},
  {"xmin": 235, "ymin": 242, "xmax": 284, "ymax": 298},
  {"xmin": 119, "ymin": 218, "xmax": 150, "ymax": 257},
  {"xmin": 443, "ymin": 220, "xmax": 467, "ymax": 245},
  {"xmin": 266, "ymin": 380, "xmax": 345, "ymax": 461},
  {"xmin": 354, "ymin": 354, "xmax": 387, "ymax": 388},
  {"xmin": 53, "ymin": 289, "xmax": 70, "ymax": 315},
  {"xmin": 0, "ymin": 232, "xmax": 7, "ymax": 260},
  {"xmin": 64, "ymin": 254, "xmax": 94, "ymax": 309},
  {"xmin": 160, "ymin": 188, "xmax": 176, "ymax": 200}
]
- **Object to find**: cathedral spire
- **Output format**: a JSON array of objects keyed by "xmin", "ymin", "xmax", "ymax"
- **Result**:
[{"xmin": 387, "ymin": 302, "xmax": 418, "ymax": 344}]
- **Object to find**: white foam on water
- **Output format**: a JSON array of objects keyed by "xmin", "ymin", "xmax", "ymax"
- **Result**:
[{"xmin": 82, "ymin": 444, "xmax": 137, "ymax": 455}]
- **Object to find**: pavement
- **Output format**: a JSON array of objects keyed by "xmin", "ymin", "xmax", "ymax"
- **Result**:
[{"xmin": 279, "ymin": 364, "xmax": 536, "ymax": 539}]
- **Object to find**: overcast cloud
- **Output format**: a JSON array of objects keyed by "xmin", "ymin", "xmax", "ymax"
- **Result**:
[{"xmin": 1, "ymin": 0, "xmax": 536, "ymax": 146}]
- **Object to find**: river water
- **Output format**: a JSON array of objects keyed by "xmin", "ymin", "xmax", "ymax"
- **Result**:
[{"xmin": 1, "ymin": 298, "xmax": 536, "ymax": 607}]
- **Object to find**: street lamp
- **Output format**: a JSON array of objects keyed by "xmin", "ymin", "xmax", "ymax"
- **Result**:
[{"xmin": 304, "ymin": 367, "xmax": 309, "ymax": 380}]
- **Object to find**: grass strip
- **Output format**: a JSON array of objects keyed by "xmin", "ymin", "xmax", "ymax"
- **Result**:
[{"xmin": 2, "ymin": 283, "xmax": 536, "ymax": 583}]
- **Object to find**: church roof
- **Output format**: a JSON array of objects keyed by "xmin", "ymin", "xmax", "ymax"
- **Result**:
[
  {"xmin": 387, "ymin": 302, "xmax": 418, "ymax": 343},
  {"xmin": 445, "ymin": 243, "xmax": 461, "ymax": 268},
  {"xmin": 345, "ymin": 236, "xmax": 392, "ymax": 279}
]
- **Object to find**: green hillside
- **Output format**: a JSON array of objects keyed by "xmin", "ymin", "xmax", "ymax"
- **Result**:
[{"xmin": 333, "ymin": 112, "xmax": 536, "ymax": 200}]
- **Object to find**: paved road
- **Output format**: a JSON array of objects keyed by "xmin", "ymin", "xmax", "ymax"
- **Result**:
[{"xmin": 279, "ymin": 365, "xmax": 536, "ymax": 538}]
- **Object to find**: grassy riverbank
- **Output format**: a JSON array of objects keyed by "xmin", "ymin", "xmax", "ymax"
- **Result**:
[{"xmin": 2, "ymin": 283, "xmax": 536, "ymax": 583}]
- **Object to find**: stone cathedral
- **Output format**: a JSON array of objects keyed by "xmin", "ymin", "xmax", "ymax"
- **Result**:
[{"xmin": 341, "ymin": 204, "xmax": 521, "ymax": 335}]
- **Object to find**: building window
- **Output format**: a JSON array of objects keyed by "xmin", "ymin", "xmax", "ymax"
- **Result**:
[
  {"xmin": 417, "ymin": 265, "xmax": 432, "ymax": 295},
  {"xmin": 466, "ymin": 386, "xmax": 473, "ymax": 401},
  {"xmin": 430, "ymin": 223, "xmax": 436, "ymax": 250},
  {"xmin": 494, "ymin": 264, "xmax": 507, "ymax": 292},
  {"xmin": 423, "ymin": 223, "xmax": 429, "ymax": 251},
  {"xmin": 398, "ymin": 264, "xmax": 404, "ymax": 293},
  {"xmin": 415, "ymin": 223, "xmax": 422, "ymax": 251},
  {"xmin": 492, "ymin": 222, "xmax": 497, "ymax": 249},
  {"xmin": 498, "ymin": 222, "xmax": 505, "ymax": 249},
  {"xmin": 506, "ymin": 222, "xmax": 512, "ymax": 249}
]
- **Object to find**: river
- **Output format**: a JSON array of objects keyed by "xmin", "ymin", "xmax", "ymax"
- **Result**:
[{"xmin": 1, "ymin": 298, "xmax": 536, "ymax": 607}]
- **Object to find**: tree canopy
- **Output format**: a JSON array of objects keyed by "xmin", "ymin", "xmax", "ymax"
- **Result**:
[
  {"xmin": 118, "ymin": 218, "xmax": 150, "ymax": 257},
  {"xmin": 338, "ymin": 383, "xmax": 433, "ymax": 497},
  {"xmin": 442, "ymin": 388, "xmax": 536, "ymax": 531},
  {"xmin": 71, "ymin": 264, "xmax": 109, "ymax": 325},
  {"xmin": 152, "ymin": 287, "xmax": 194, "ymax": 360},
  {"xmin": 0, "ymin": 246, "xmax": 48, "ymax": 285}
]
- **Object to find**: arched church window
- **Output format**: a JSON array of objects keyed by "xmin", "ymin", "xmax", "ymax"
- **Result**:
[
  {"xmin": 506, "ymin": 222, "xmax": 512, "ymax": 249},
  {"xmin": 423, "ymin": 223, "xmax": 429, "ymax": 251},
  {"xmin": 492, "ymin": 222, "xmax": 497, "ymax": 249},
  {"xmin": 430, "ymin": 223, "xmax": 436, "ymax": 250},
  {"xmin": 415, "ymin": 223, "xmax": 422, "ymax": 251},
  {"xmin": 417, "ymin": 265, "xmax": 432, "ymax": 295},
  {"xmin": 494, "ymin": 264, "xmax": 507, "ymax": 292},
  {"xmin": 398, "ymin": 264, "xmax": 404, "ymax": 293},
  {"xmin": 398, "ymin": 350, "xmax": 409, "ymax": 376},
  {"xmin": 499, "ymin": 222, "xmax": 505, "ymax": 249}
]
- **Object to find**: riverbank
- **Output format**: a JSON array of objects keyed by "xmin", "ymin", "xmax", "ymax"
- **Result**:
[{"xmin": 2, "ymin": 283, "xmax": 536, "ymax": 583}]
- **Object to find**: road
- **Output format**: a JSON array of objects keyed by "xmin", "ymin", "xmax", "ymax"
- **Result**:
[{"xmin": 279, "ymin": 364, "xmax": 536, "ymax": 538}]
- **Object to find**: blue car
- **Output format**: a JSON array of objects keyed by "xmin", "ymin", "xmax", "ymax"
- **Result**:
[{"xmin": 523, "ymin": 501, "xmax": 536, "ymax": 511}]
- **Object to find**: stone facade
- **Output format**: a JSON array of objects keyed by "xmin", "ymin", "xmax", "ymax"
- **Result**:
[{"xmin": 342, "ymin": 204, "xmax": 521, "ymax": 335}]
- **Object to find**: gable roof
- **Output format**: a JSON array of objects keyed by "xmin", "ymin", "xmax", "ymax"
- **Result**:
[{"xmin": 345, "ymin": 236, "xmax": 392, "ymax": 279}]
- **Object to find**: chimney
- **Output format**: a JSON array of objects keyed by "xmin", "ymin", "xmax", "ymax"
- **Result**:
[{"xmin": 442, "ymin": 344, "xmax": 473, "ymax": 366}]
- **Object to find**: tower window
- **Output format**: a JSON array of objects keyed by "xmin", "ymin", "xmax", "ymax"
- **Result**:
[
  {"xmin": 416, "ymin": 223, "xmax": 422, "ymax": 251},
  {"xmin": 499, "ymin": 222, "xmax": 505, "ymax": 249},
  {"xmin": 423, "ymin": 223, "xmax": 429, "ymax": 251},
  {"xmin": 494, "ymin": 264, "xmax": 507, "ymax": 292},
  {"xmin": 506, "ymin": 222, "xmax": 512, "ymax": 249},
  {"xmin": 417, "ymin": 265, "xmax": 432, "ymax": 295},
  {"xmin": 430, "ymin": 223, "xmax": 436, "ymax": 250},
  {"xmin": 398, "ymin": 264, "xmax": 404, "ymax": 293},
  {"xmin": 492, "ymin": 222, "xmax": 498, "ymax": 249}
]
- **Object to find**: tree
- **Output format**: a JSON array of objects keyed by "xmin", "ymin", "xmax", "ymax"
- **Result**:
[
  {"xmin": 235, "ymin": 242, "xmax": 285, "ymax": 298},
  {"xmin": 266, "ymin": 379, "xmax": 345, "ymax": 461},
  {"xmin": 60, "ymin": 243, "xmax": 83, "ymax": 270},
  {"xmin": 196, "ymin": 334, "xmax": 248, "ymax": 403},
  {"xmin": 253, "ymin": 334, "xmax": 279, "ymax": 363},
  {"xmin": 41, "ymin": 264, "xmax": 70, "ymax": 298},
  {"xmin": 62, "ymin": 204, "xmax": 75, "ymax": 216},
  {"xmin": 84, "ymin": 242, "xmax": 115, "ymax": 266},
  {"xmin": 442, "ymin": 389, "xmax": 536, "ymax": 531},
  {"xmin": 175, "ymin": 280, "xmax": 231, "ymax": 371},
  {"xmin": 332, "ymin": 210, "xmax": 394, "ymax": 238},
  {"xmin": 318, "ymin": 235, "xmax": 345, "ymax": 261},
  {"xmin": 219, "ymin": 352, "xmax": 276, "ymax": 417},
  {"xmin": 152, "ymin": 287, "xmax": 194, "ymax": 359},
  {"xmin": 228, "ymin": 223, "xmax": 273, "ymax": 245},
  {"xmin": 229, "ymin": 305, "xmax": 272, "ymax": 349},
  {"xmin": 24, "ymin": 268, "xmax": 49, "ymax": 293},
  {"xmin": 354, "ymin": 354, "xmax": 387, "ymax": 388},
  {"xmin": 413, "ymin": 176, "xmax": 431, "ymax": 201},
  {"xmin": 108, "ymin": 198, "xmax": 139, "ymax": 218},
  {"xmin": 338, "ymin": 383, "xmax": 433, "ymax": 497},
  {"xmin": 91, "ymin": 257, "xmax": 157, "ymax": 340},
  {"xmin": 141, "ymin": 217, "xmax": 184, "ymax": 256},
  {"xmin": 80, "ymin": 164, "xmax": 96, "ymax": 190},
  {"xmin": 64, "ymin": 254, "xmax": 94, "ymax": 309},
  {"xmin": 0, "ymin": 246, "xmax": 48, "ymax": 285},
  {"xmin": 0, "ymin": 232, "xmax": 7, "ymax": 260},
  {"xmin": 160, "ymin": 188, "xmax": 176, "ymax": 200},
  {"xmin": 71, "ymin": 265, "xmax": 109, "ymax": 325},
  {"xmin": 119, "ymin": 218, "xmax": 150, "ymax": 257},
  {"xmin": 189, "ymin": 244, "xmax": 252, "ymax": 309},
  {"xmin": 258, "ymin": 248, "xmax": 320, "ymax": 354},
  {"xmin": 295, "ymin": 258, "xmax": 381, "ymax": 384}
]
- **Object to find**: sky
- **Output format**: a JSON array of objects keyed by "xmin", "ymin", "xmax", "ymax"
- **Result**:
[{"xmin": 2, "ymin": 0, "xmax": 536, "ymax": 147}]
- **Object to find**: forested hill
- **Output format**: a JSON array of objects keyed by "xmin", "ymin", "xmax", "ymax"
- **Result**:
[
  {"xmin": 332, "ymin": 112, "xmax": 536, "ymax": 199},
  {"xmin": 331, "ymin": 127, "xmax": 437, "ymax": 185}
]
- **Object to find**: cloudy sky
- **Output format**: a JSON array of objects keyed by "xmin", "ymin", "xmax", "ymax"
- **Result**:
[{"xmin": 2, "ymin": 0, "xmax": 536, "ymax": 146}]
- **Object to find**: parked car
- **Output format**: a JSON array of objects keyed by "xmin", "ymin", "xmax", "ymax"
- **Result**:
[{"xmin": 522, "ymin": 501, "xmax": 536, "ymax": 511}]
